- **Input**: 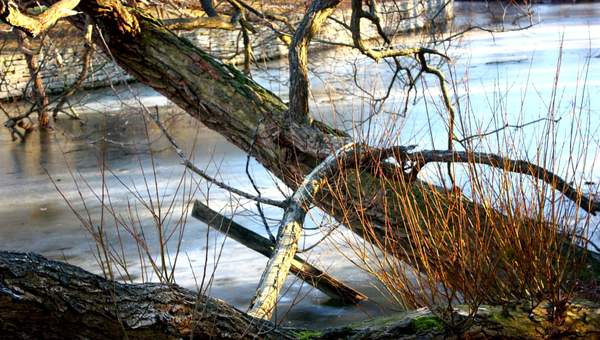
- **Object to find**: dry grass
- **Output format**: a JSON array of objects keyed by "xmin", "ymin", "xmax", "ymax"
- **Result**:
[{"xmin": 319, "ymin": 37, "xmax": 599, "ymax": 333}]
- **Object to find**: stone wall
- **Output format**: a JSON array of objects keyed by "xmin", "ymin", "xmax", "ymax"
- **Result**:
[{"xmin": 0, "ymin": 0, "xmax": 453, "ymax": 99}]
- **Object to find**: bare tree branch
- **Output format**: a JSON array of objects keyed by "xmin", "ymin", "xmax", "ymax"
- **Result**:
[
  {"xmin": 200, "ymin": 0, "xmax": 218, "ymax": 17},
  {"xmin": 288, "ymin": 0, "xmax": 342, "ymax": 124},
  {"xmin": 162, "ymin": 16, "xmax": 234, "ymax": 31},
  {"xmin": 247, "ymin": 142, "xmax": 357, "ymax": 320},
  {"xmin": 349, "ymin": 0, "xmax": 446, "ymax": 62},
  {"xmin": 383, "ymin": 148, "xmax": 600, "ymax": 215},
  {"xmin": 52, "ymin": 19, "xmax": 94, "ymax": 118},
  {"xmin": 0, "ymin": 0, "xmax": 80, "ymax": 37},
  {"xmin": 149, "ymin": 107, "xmax": 288, "ymax": 208},
  {"xmin": 14, "ymin": 30, "xmax": 49, "ymax": 127}
]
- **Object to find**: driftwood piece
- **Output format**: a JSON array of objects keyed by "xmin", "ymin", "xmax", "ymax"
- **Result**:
[
  {"xmin": 192, "ymin": 200, "xmax": 367, "ymax": 304},
  {"xmin": 0, "ymin": 251, "xmax": 295, "ymax": 339}
]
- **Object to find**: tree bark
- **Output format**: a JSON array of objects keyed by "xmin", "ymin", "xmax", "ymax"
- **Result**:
[
  {"xmin": 2, "ymin": 251, "xmax": 598, "ymax": 339},
  {"xmin": 0, "ymin": 251, "xmax": 295, "ymax": 339},
  {"xmin": 288, "ymin": 0, "xmax": 342, "ymax": 124}
]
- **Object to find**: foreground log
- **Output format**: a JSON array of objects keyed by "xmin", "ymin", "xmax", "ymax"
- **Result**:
[
  {"xmin": 192, "ymin": 200, "xmax": 367, "ymax": 304},
  {"xmin": 0, "ymin": 251, "xmax": 295, "ymax": 339},
  {"xmin": 1, "ymin": 251, "xmax": 599, "ymax": 339}
]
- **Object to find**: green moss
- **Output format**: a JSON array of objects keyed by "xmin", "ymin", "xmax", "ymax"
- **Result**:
[
  {"xmin": 410, "ymin": 316, "xmax": 444, "ymax": 333},
  {"xmin": 352, "ymin": 313, "xmax": 408, "ymax": 328},
  {"xmin": 294, "ymin": 330, "xmax": 322, "ymax": 340},
  {"xmin": 26, "ymin": 6, "xmax": 48, "ymax": 15}
]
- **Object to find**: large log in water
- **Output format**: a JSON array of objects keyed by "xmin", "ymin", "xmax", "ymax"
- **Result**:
[{"xmin": 0, "ymin": 251, "xmax": 295, "ymax": 339}]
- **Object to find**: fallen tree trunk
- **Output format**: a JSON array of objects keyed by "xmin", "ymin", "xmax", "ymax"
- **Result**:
[
  {"xmin": 41, "ymin": 0, "xmax": 597, "ymax": 241},
  {"xmin": 0, "ymin": 251, "xmax": 295, "ymax": 339},
  {"xmin": 192, "ymin": 200, "xmax": 367, "ymax": 304},
  {"xmin": 33, "ymin": 0, "xmax": 417, "ymax": 261}
]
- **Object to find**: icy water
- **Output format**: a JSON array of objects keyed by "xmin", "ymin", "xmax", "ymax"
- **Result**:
[{"xmin": 1, "ymin": 3, "xmax": 600, "ymax": 328}]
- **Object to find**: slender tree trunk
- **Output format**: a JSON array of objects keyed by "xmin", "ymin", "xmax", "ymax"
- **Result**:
[{"xmin": 15, "ymin": 31, "xmax": 49, "ymax": 127}]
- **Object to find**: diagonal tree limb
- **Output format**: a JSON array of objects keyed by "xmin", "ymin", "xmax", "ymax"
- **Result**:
[{"xmin": 247, "ymin": 143, "xmax": 357, "ymax": 320}]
